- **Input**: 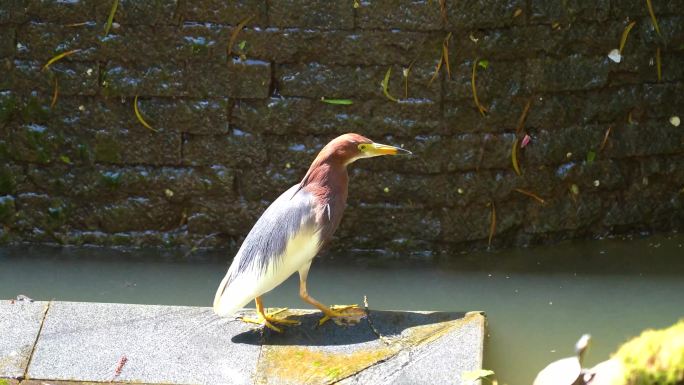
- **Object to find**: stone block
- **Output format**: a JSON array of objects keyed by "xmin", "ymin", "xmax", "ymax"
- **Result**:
[
  {"xmin": 94, "ymin": 0, "xmax": 178, "ymax": 26},
  {"xmin": 530, "ymin": 0, "xmax": 610, "ymax": 23},
  {"xmin": 13, "ymin": 60, "xmax": 99, "ymax": 96},
  {"xmin": 104, "ymin": 60, "xmax": 270, "ymax": 98},
  {"xmin": 182, "ymin": 131, "xmax": 267, "ymax": 168},
  {"xmin": 69, "ymin": 196, "xmax": 183, "ymax": 233},
  {"xmin": 445, "ymin": 58, "xmax": 529, "ymax": 101},
  {"xmin": 337, "ymin": 203, "xmax": 442, "ymax": 242},
  {"xmin": 241, "ymin": 29, "xmax": 442, "ymax": 66},
  {"xmin": 277, "ymin": 62, "xmax": 440, "ymax": 101},
  {"xmin": 356, "ymin": 0, "xmax": 443, "ymax": 31},
  {"xmin": 524, "ymin": 193, "xmax": 602, "ymax": 233},
  {"xmin": 232, "ymin": 97, "xmax": 442, "ymax": 137},
  {"xmin": 0, "ymin": 27, "xmax": 14, "ymax": 58},
  {"xmin": 187, "ymin": 197, "xmax": 265, "ymax": 236},
  {"xmin": 27, "ymin": 0, "xmax": 97, "ymax": 23},
  {"xmin": 269, "ymin": 0, "xmax": 353, "ymax": 29},
  {"xmin": 446, "ymin": 0, "xmax": 525, "ymax": 29},
  {"xmin": 135, "ymin": 97, "xmax": 230, "ymax": 135},
  {"xmin": 526, "ymin": 55, "xmax": 610, "ymax": 92},
  {"xmin": 0, "ymin": 0, "xmax": 27, "ymax": 25},
  {"xmin": 604, "ymin": 119, "xmax": 684, "ymax": 158},
  {"xmin": 182, "ymin": 0, "xmax": 267, "ymax": 25},
  {"xmin": 523, "ymin": 124, "xmax": 606, "ymax": 166},
  {"xmin": 0, "ymin": 300, "xmax": 48, "ymax": 379},
  {"xmin": 16, "ymin": 22, "xmax": 100, "ymax": 62}
]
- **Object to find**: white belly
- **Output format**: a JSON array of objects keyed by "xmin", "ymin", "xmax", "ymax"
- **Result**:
[{"xmin": 213, "ymin": 229, "xmax": 320, "ymax": 316}]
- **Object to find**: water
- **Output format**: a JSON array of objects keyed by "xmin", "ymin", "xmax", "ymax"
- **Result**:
[{"xmin": 1, "ymin": 234, "xmax": 683, "ymax": 385}]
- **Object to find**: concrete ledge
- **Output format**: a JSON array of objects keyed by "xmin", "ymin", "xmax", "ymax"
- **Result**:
[{"xmin": 1, "ymin": 301, "xmax": 485, "ymax": 385}]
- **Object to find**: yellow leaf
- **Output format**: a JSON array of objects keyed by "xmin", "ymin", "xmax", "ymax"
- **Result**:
[
  {"xmin": 42, "ymin": 49, "xmax": 81, "ymax": 71},
  {"xmin": 134, "ymin": 95, "xmax": 158, "ymax": 132},
  {"xmin": 381, "ymin": 66, "xmax": 399, "ymax": 102},
  {"xmin": 511, "ymin": 137, "xmax": 521, "ymax": 176},
  {"xmin": 462, "ymin": 369, "xmax": 495, "ymax": 382},
  {"xmin": 619, "ymin": 21, "xmax": 637, "ymax": 54},
  {"xmin": 228, "ymin": 15, "xmax": 254, "ymax": 57},
  {"xmin": 471, "ymin": 58, "xmax": 488, "ymax": 116}
]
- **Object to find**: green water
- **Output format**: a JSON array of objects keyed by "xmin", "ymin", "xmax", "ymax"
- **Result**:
[{"xmin": 1, "ymin": 234, "xmax": 683, "ymax": 385}]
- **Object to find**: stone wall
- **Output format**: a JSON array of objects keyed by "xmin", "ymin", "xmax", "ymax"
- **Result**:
[{"xmin": 0, "ymin": 0, "xmax": 683, "ymax": 255}]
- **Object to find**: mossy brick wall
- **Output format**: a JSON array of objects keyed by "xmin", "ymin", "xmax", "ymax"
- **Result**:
[{"xmin": 0, "ymin": 0, "xmax": 683, "ymax": 255}]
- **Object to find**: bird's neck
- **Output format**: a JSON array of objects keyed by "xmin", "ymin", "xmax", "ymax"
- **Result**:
[{"xmin": 300, "ymin": 159, "xmax": 349, "ymax": 204}]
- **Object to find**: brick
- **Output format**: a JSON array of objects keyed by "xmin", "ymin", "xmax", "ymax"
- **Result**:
[
  {"xmin": 182, "ymin": 131, "xmax": 267, "ymax": 168},
  {"xmin": 187, "ymin": 197, "xmax": 265, "ymax": 236},
  {"xmin": 0, "ymin": 90, "xmax": 17, "ymax": 126},
  {"xmin": 446, "ymin": 0, "xmax": 525, "ymax": 29},
  {"xmin": 444, "ymin": 97, "xmax": 528, "ymax": 133},
  {"xmin": 46, "ymin": 97, "xmax": 182, "ymax": 165},
  {"xmin": 356, "ymin": 0, "xmax": 443, "ymax": 31},
  {"xmin": 25, "ymin": 164, "xmax": 235, "ymax": 201},
  {"xmin": 604, "ymin": 119, "xmax": 684, "ymax": 158},
  {"xmin": 642, "ymin": 83, "xmax": 684, "ymax": 118},
  {"xmin": 70, "ymin": 196, "xmax": 183, "ymax": 232},
  {"xmin": 16, "ymin": 22, "xmax": 100, "ymax": 62},
  {"xmin": 526, "ymin": 55, "xmax": 610, "ymax": 92},
  {"xmin": 0, "ymin": 27, "xmax": 14, "ymax": 58},
  {"xmin": 0, "ymin": 0, "xmax": 27, "ymax": 25},
  {"xmin": 104, "ymin": 60, "xmax": 270, "ymax": 98},
  {"xmin": 610, "ymin": 0, "xmax": 683, "ymax": 20},
  {"xmin": 240, "ymin": 28, "xmax": 442, "ymax": 66},
  {"xmin": 337, "ymin": 204, "xmax": 442, "ymax": 242},
  {"xmin": 268, "ymin": 0, "xmax": 353, "ymax": 29},
  {"xmin": 523, "ymin": 124, "xmax": 606, "ymax": 166},
  {"xmin": 444, "ymin": 58, "xmax": 529, "ymax": 101},
  {"xmin": 13, "ymin": 60, "xmax": 98, "ymax": 96},
  {"xmin": 231, "ymin": 97, "xmax": 442, "ymax": 137},
  {"xmin": 138, "ymin": 97, "xmax": 230, "ymax": 135},
  {"xmin": 27, "ymin": 0, "xmax": 96, "ymax": 23},
  {"xmin": 94, "ymin": 0, "xmax": 179, "ymax": 26},
  {"xmin": 201, "ymin": 60, "xmax": 270, "ymax": 99},
  {"xmin": 277, "ymin": 62, "xmax": 440, "ymax": 100},
  {"xmin": 237, "ymin": 164, "xmax": 301, "ymax": 201},
  {"xmin": 530, "ymin": 0, "xmax": 609, "ymax": 24},
  {"xmin": 182, "ymin": 0, "xmax": 267, "ymax": 25},
  {"xmin": 525, "ymin": 193, "xmax": 603, "ymax": 233},
  {"xmin": 525, "ymin": 86, "xmax": 642, "ymax": 130}
]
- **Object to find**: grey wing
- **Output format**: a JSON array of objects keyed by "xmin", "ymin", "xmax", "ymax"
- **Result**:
[{"xmin": 225, "ymin": 184, "xmax": 319, "ymax": 285}]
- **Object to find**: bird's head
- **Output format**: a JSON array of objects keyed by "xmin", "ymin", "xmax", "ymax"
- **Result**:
[{"xmin": 323, "ymin": 133, "xmax": 412, "ymax": 166}]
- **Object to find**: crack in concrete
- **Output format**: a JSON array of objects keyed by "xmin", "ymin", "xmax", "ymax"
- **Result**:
[{"xmin": 22, "ymin": 300, "xmax": 51, "ymax": 380}]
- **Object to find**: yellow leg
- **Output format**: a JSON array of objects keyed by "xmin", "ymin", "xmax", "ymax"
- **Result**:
[
  {"xmin": 240, "ymin": 297, "xmax": 301, "ymax": 332},
  {"xmin": 298, "ymin": 275, "xmax": 364, "ymax": 326}
]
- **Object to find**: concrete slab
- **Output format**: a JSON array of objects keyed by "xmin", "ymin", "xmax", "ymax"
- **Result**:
[
  {"xmin": 0, "ymin": 300, "xmax": 48, "ymax": 379},
  {"xmin": 26, "ymin": 302, "xmax": 260, "ymax": 385},
  {"xmin": 251, "ymin": 309, "xmax": 485, "ymax": 385},
  {"xmin": 13, "ymin": 302, "xmax": 485, "ymax": 385}
]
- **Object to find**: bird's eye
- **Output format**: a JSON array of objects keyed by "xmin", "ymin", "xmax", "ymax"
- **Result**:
[{"xmin": 358, "ymin": 144, "xmax": 368, "ymax": 151}]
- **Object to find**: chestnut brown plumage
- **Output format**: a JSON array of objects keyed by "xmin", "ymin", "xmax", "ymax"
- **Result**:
[{"xmin": 213, "ymin": 133, "xmax": 411, "ymax": 331}]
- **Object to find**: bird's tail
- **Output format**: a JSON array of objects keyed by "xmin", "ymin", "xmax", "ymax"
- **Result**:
[{"xmin": 212, "ymin": 272, "xmax": 255, "ymax": 317}]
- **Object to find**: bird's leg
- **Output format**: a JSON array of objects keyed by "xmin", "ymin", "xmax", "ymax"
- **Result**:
[
  {"xmin": 298, "ymin": 274, "xmax": 365, "ymax": 326},
  {"xmin": 240, "ymin": 296, "xmax": 300, "ymax": 332}
]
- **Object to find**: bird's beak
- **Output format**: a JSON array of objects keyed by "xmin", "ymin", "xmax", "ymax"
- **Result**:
[{"xmin": 368, "ymin": 142, "xmax": 412, "ymax": 156}]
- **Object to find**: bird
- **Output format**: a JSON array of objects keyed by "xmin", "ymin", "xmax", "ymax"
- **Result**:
[
  {"xmin": 213, "ymin": 133, "xmax": 411, "ymax": 332},
  {"xmin": 533, "ymin": 334, "xmax": 592, "ymax": 385}
]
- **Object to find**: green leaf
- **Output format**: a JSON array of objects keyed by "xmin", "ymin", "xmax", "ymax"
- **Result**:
[
  {"xmin": 320, "ymin": 97, "xmax": 353, "ymax": 105},
  {"xmin": 59, "ymin": 155, "xmax": 72, "ymax": 164},
  {"xmin": 238, "ymin": 40, "xmax": 247, "ymax": 51},
  {"xmin": 586, "ymin": 150, "xmax": 596, "ymax": 164},
  {"xmin": 104, "ymin": 0, "xmax": 119, "ymax": 37},
  {"xmin": 477, "ymin": 59, "xmax": 489, "ymax": 70},
  {"xmin": 462, "ymin": 369, "xmax": 495, "ymax": 382}
]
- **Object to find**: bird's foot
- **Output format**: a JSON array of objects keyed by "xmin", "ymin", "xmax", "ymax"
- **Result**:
[
  {"xmin": 318, "ymin": 304, "xmax": 366, "ymax": 326},
  {"xmin": 241, "ymin": 308, "xmax": 301, "ymax": 332}
]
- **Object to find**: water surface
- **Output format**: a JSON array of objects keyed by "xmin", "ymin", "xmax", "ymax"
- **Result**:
[{"xmin": 1, "ymin": 234, "xmax": 683, "ymax": 385}]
